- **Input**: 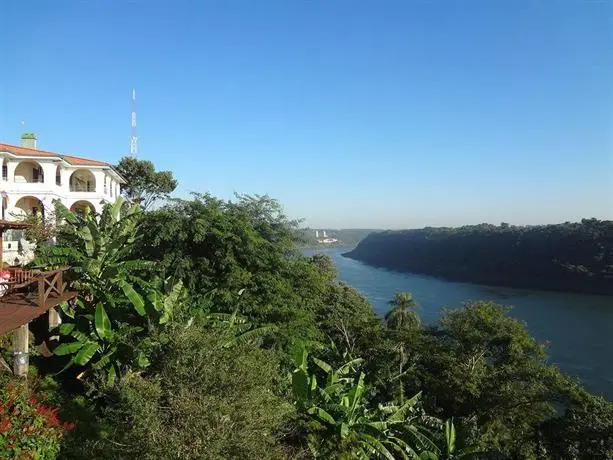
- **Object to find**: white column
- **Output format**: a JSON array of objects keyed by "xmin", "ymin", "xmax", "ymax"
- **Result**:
[
  {"xmin": 60, "ymin": 168, "xmax": 73, "ymax": 193},
  {"xmin": 5, "ymin": 161, "xmax": 18, "ymax": 184},
  {"xmin": 40, "ymin": 162, "xmax": 57, "ymax": 188},
  {"xmin": 92, "ymin": 170, "xmax": 105, "ymax": 195}
]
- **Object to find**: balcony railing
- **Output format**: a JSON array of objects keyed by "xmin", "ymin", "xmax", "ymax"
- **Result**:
[
  {"xmin": 6, "ymin": 267, "xmax": 43, "ymax": 287},
  {"xmin": 1, "ymin": 267, "xmax": 69, "ymax": 306},
  {"xmin": 69, "ymin": 184, "xmax": 96, "ymax": 192},
  {"xmin": 13, "ymin": 177, "xmax": 45, "ymax": 184},
  {"xmin": 0, "ymin": 267, "xmax": 76, "ymax": 336}
]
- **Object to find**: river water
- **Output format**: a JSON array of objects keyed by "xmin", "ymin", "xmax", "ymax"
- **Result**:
[{"xmin": 302, "ymin": 247, "xmax": 613, "ymax": 400}]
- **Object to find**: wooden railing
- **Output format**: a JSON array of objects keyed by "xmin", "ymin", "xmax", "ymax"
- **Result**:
[
  {"xmin": 8, "ymin": 267, "xmax": 42, "ymax": 286},
  {"xmin": 2, "ymin": 267, "xmax": 69, "ymax": 308}
]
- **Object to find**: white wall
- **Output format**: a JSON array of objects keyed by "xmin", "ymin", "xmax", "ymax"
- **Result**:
[
  {"xmin": 0, "ymin": 155, "xmax": 122, "ymax": 264},
  {"xmin": 1, "ymin": 158, "xmax": 115, "ymax": 221}
]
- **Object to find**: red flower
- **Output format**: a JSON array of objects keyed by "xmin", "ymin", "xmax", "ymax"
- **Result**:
[
  {"xmin": 33, "ymin": 404, "xmax": 60, "ymax": 427},
  {"xmin": 62, "ymin": 421, "xmax": 76, "ymax": 431},
  {"xmin": 0, "ymin": 416, "xmax": 12, "ymax": 433}
]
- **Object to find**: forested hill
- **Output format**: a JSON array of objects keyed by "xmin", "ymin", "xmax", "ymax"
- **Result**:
[{"xmin": 344, "ymin": 219, "xmax": 613, "ymax": 295}]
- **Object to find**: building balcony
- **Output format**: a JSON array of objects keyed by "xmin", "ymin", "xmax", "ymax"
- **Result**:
[
  {"xmin": 2, "ymin": 182, "xmax": 53, "ymax": 194},
  {"xmin": 69, "ymin": 183, "xmax": 96, "ymax": 193},
  {"xmin": 14, "ymin": 178, "xmax": 45, "ymax": 184}
]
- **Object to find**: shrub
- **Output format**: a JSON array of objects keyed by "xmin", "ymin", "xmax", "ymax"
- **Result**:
[
  {"xmin": 63, "ymin": 320, "xmax": 294, "ymax": 459},
  {"xmin": 0, "ymin": 378, "xmax": 74, "ymax": 458}
]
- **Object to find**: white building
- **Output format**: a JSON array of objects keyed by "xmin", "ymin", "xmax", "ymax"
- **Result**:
[
  {"xmin": 0, "ymin": 134, "xmax": 125, "ymax": 264},
  {"xmin": 317, "ymin": 237, "xmax": 339, "ymax": 244}
]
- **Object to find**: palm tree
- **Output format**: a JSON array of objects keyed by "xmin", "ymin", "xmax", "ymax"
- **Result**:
[
  {"xmin": 385, "ymin": 292, "xmax": 420, "ymax": 331},
  {"xmin": 385, "ymin": 292, "xmax": 420, "ymax": 404}
]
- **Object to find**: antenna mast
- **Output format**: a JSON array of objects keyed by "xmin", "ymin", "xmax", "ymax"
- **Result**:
[{"xmin": 130, "ymin": 89, "xmax": 138, "ymax": 157}]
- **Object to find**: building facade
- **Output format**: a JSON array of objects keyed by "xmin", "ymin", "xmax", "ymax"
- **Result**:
[{"xmin": 0, "ymin": 134, "xmax": 125, "ymax": 264}]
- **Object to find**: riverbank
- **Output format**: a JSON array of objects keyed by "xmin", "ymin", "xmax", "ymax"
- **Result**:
[
  {"xmin": 343, "ymin": 220, "xmax": 613, "ymax": 296},
  {"xmin": 343, "ymin": 250, "xmax": 613, "ymax": 296},
  {"xmin": 308, "ymin": 248, "xmax": 613, "ymax": 400}
]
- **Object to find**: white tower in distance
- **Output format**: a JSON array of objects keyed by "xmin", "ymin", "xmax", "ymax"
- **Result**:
[{"xmin": 130, "ymin": 89, "xmax": 138, "ymax": 157}]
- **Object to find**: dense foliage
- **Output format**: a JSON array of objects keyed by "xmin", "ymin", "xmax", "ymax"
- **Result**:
[
  {"xmin": 345, "ymin": 220, "xmax": 613, "ymax": 295},
  {"xmin": 0, "ymin": 376, "xmax": 73, "ymax": 458},
  {"xmin": 63, "ymin": 319, "xmax": 291, "ymax": 459},
  {"xmin": 2, "ymin": 162, "xmax": 611, "ymax": 459},
  {"xmin": 133, "ymin": 193, "xmax": 335, "ymax": 357}
]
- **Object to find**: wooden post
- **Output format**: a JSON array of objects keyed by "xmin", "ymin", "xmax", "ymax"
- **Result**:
[
  {"xmin": 12, "ymin": 324, "xmax": 29, "ymax": 377},
  {"xmin": 38, "ymin": 276, "xmax": 45, "ymax": 308},
  {"xmin": 57, "ymin": 270, "xmax": 64, "ymax": 294},
  {"xmin": 49, "ymin": 306, "xmax": 61, "ymax": 343}
]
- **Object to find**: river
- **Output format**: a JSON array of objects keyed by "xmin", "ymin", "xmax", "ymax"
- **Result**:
[{"xmin": 302, "ymin": 247, "xmax": 613, "ymax": 400}]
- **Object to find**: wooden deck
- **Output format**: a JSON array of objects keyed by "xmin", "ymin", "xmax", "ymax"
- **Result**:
[{"xmin": 0, "ymin": 268, "xmax": 77, "ymax": 335}]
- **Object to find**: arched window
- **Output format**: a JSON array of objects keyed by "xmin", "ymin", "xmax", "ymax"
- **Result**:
[
  {"xmin": 14, "ymin": 161, "xmax": 44, "ymax": 183},
  {"xmin": 15, "ymin": 196, "xmax": 45, "ymax": 218},
  {"xmin": 69, "ymin": 170, "xmax": 96, "ymax": 192},
  {"xmin": 70, "ymin": 200, "xmax": 95, "ymax": 218}
]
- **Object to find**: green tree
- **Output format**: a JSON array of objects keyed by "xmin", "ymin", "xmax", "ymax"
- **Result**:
[
  {"xmin": 115, "ymin": 157, "xmax": 177, "ymax": 209},
  {"xmin": 537, "ymin": 390, "xmax": 613, "ymax": 459},
  {"xmin": 385, "ymin": 293, "xmax": 420, "ymax": 332},
  {"xmin": 406, "ymin": 301, "xmax": 583, "ymax": 457},
  {"xmin": 310, "ymin": 253, "xmax": 337, "ymax": 280},
  {"xmin": 134, "ymin": 194, "xmax": 329, "ymax": 357}
]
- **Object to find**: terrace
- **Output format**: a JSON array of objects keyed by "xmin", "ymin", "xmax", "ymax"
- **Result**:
[{"xmin": 0, "ymin": 220, "xmax": 77, "ymax": 376}]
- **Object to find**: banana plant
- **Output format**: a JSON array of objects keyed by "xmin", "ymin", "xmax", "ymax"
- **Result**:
[
  {"xmin": 291, "ymin": 344, "xmax": 442, "ymax": 459},
  {"xmin": 35, "ymin": 198, "xmax": 179, "ymax": 384},
  {"xmin": 53, "ymin": 280, "xmax": 185, "ymax": 384},
  {"xmin": 439, "ymin": 419, "xmax": 479, "ymax": 459}
]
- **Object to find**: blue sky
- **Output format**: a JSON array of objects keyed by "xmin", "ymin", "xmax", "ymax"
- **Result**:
[{"xmin": 0, "ymin": 1, "xmax": 611, "ymax": 228}]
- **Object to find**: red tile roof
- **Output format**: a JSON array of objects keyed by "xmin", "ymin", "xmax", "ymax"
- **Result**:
[
  {"xmin": 0, "ymin": 143, "xmax": 58, "ymax": 157},
  {"xmin": 61, "ymin": 155, "xmax": 109, "ymax": 167},
  {"xmin": 0, "ymin": 143, "xmax": 110, "ymax": 167}
]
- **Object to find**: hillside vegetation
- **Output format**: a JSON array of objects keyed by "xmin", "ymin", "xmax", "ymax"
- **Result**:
[
  {"xmin": 0, "ymin": 159, "xmax": 611, "ymax": 459},
  {"xmin": 345, "ymin": 220, "xmax": 613, "ymax": 295}
]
